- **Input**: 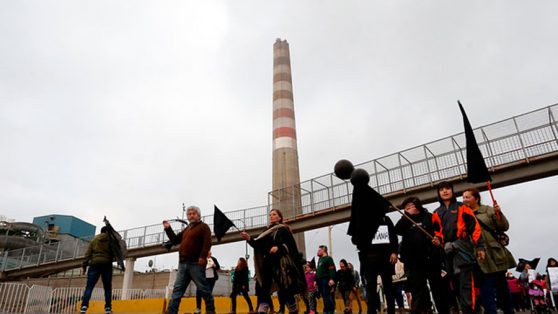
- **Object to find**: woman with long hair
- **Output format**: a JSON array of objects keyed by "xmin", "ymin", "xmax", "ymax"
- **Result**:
[
  {"xmin": 240, "ymin": 209, "xmax": 306, "ymax": 314},
  {"xmin": 230, "ymin": 257, "xmax": 254, "ymax": 313}
]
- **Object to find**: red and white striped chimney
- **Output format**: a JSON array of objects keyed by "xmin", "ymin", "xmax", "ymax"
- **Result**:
[{"xmin": 271, "ymin": 38, "xmax": 305, "ymax": 254}]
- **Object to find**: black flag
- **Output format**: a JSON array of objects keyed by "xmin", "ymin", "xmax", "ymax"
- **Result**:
[
  {"xmin": 103, "ymin": 216, "xmax": 127, "ymax": 271},
  {"xmin": 213, "ymin": 205, "xmax": 236, "ymax": 242},
  {"xmin": 458, "ymin": 101, "xmax": 492, "ymax": 183},
  {"xmin": 309, "ymin": 257, "xmax": 316, "ymax": 270}
]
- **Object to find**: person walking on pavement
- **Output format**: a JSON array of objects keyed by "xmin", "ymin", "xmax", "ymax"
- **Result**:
[
  {"xmin": 163, "ymin": 205, "xmax": 215, "ymax": 314},
  {"xmin": 230, "ymin": 257, "xmax": 254, "ymax": 314},
  {"xmin": 195, "ymin": 251, "xmax": 220, "ymax": 314},
  {"xmin": 316, "ymin": 245, "xmax": 337, "ymax": 314}
]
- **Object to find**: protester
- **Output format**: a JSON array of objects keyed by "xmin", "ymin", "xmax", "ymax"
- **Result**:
[
  {"xmin": 519, "ymin": 262, "xmax": 535, "ymax": 310},
  {"xmin": 431, "ymin": 181, "xmax": 485, "ymax": 314},
  {"xmin": 163, "ymin": 205, "xmax": 215, "ymax": 314},
  {"xmin": 347, "ymin": 170, "xmax": 399, "ymax": 314},
  {"xmin": 546, "ymin": 258, "xmax": 558, "ymax": 309},
  {"xmin": 391, "ymin": 260, "xmax": 406, "ymax": 313},
  {"xmin": 462, "ymin": 188, "xmax": 516, "ymax": 314},
  {"xmin": 230, "ymin": 257, "xmax": 254, "ymax": 314},
  {"xmin": 303, "ymin": 262, "xmax": 318, "ymax": 314},
  {"xmin": 347, "ymin": 262, "xmax": 363, "ymax": 314},
  {"xmin": 352, "ymin": 212, "xmax": 398, "ymax": 314},
  {"xmin": 336, "ymin": 259, "xmax": 356, "ymax": 314},
  {"xmin": 80, "ymin": 226, "xmax": 114, "ymax": 314},
  {"xmin": 395, "ymin": 196, "xmax": 449, "ymax": 314},
  {"xmin": 194, "ymin": 251, "xmax": 220, "ymax": 314},
  {"xmin": 507, "ymin": 272, "xmax": 525, "ymax": 312},
  {"xmin": 316, "ymin": 245, "xmax": 336, "ymax": 314},
  {"xmin": 240, "ymin": 209, "xmax": 305, "ymax": 314}
]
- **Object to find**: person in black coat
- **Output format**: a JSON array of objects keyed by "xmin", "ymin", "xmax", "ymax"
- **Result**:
[
  {"xmin": 336, "ymin": 259, "xmax": 356, "ymax": 314},
  {"xmin": 347, "ymin": 174, "xmax": 399, "ymax": 314},
  {"xmin": 240, "ymin": 209, "xmax": 305, "ymax": 314},
  {"xmin": 230, "ymin": 257, "xmax": 254, "ymax": 313},
  {"xmin": 395, "ymin": 196, "xmax": 449, "ymax": 314}
]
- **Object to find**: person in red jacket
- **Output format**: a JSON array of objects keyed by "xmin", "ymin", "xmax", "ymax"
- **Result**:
[{"xmin": 431, "ymin": 181, "xmax": 485, "ymax": 314}]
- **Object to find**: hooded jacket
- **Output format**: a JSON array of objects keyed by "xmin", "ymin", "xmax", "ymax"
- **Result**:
[{"xmin": 83, "ymin": 233, "xmax": 112, "ymax": 266}]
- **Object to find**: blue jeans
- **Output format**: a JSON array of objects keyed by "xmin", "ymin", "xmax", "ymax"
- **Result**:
[
  {"xmin": 196, "ymin": 277, "xmax": 217, "ymax": 309},
  {"xmin": 317, "ymin": 278, "xmax": 335, "ymax": 314},
  {"xmin": 168, "ymin": 262, "xmax": 215, "ymax": 314},
  {"xmin": 81, "ymin": 263, "xmax": 113, "ymax": 308},
  {"xmin": 479, "ymin": 271, "xmax": 515, "ymax": 314}
]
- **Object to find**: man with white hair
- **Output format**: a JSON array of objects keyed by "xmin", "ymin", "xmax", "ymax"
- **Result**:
[{"xmin": 163, "ymin": 205, "xmax": 215, "ymax": 314}]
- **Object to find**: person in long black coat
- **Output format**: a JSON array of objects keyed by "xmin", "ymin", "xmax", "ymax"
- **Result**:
[{"xmin": 240, "ymin": 209, "xmax": 305, "ymax": 314}]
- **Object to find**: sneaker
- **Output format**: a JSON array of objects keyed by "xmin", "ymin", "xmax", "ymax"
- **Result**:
[
  {"xmin": 194, "ymin": 309, "xmax": 201, "ymax": 314},
  {"xmin": 104, "ymin": 307, "xmax": 112, "ymax": 314},
  {"xmin": 80, "ymin": 306, "xmax": 87, "ymax": 314}
]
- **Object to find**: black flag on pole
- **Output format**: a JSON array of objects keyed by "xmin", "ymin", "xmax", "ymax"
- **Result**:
[
  {"xmin": 213, "ymin": 205, "xmax": 236, "ymax": 242},
  {"xmin": 309, "ymin": 257, "xmax": 316, "ymax": 270},
  {"xmin": 103, "ymin": 216, "xmax": 127, "ymax": 271},
  {"xmin": 458, "ymin": 101, "xmax": 492, "ymax": 183}
]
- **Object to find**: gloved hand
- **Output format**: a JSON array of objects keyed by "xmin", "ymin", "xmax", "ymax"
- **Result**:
[{"xmin": 444, "ymin": 241, "xmax": 455, "ymax": 254}]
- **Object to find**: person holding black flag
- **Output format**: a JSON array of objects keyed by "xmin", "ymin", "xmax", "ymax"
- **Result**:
[
  {"xmin": 347, "ymin": 169, "xmax": 398, "ymax": 314},
  {"xmin": 80, "ymin": 226, "xmax": 114, "ymax": 314},
  {"xmin": 240, "ymin": 209, "xmax": 305, "ymax": 314},
  {"xmin": 462, "ymin": 188, "xmax": 516, "ymax": 314},
  {"xmin": 163, "ymin": 205, "xmax": 215, "ymax": 314},
  {"xmin": 395, "ymin": 196, "xmax": 449, "ymax": 314}
]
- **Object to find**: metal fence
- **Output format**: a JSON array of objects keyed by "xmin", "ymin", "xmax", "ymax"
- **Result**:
[
  {"xmin": 1, "ymin": 104, "xmax": 557, "ymax": 273},
  {"xmin": 0, "ymin": 283, "xmax": 168, "ymax": 314},
  {"xmin": 0, "ymin": 277, "xmax": 252, "ymax": 314}
]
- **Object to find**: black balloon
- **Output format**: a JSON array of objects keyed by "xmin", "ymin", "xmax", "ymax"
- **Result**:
[
  {"xmin": 334, "ymin": 159, "xmax": 355, "ymax": 180},
  {"xmin": 350, "ymin": 168, "xmax": 370, "ymax": 186}
]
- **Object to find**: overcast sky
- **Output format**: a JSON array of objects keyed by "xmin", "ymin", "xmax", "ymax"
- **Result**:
[{"xmin": 1, "ymin": 1, "xmax": 557, "ymax": 274}]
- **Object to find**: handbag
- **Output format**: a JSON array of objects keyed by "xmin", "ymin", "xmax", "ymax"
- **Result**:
[{"xmin": 477, "ymin": 219, "xmax": 510, "ymax": 247}]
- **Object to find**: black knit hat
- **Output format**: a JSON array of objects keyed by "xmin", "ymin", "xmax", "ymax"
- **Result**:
[{"xmin": 400, "ymin": 196, "xmax": 426, "ymax": 212}]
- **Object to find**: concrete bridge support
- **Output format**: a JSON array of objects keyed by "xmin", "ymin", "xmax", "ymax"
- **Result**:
[{"xmin": 121, "ymin": 257, "xmax": 136, "ymax": 300}]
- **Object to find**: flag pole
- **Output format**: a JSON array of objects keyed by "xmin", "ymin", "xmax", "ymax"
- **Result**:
[
  {"xmin": 391, "ymin": 204, "xmax": 434, "ymax": 239},
  {"xmin": 390, "ymin": 205, "xmax": 433, "ymax": 239},
  {"xmin": 486, "ymin": 180, "xmax": 500, "ymax": 219}
]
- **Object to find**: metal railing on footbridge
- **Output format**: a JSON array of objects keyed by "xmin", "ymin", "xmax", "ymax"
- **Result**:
[
  {"xmin": 268, "ymin": 103, "xmax": 558, "ymax": 215},
  {"xmin": 2, "ymin": 104, "xmax": 558, "ymax": 274}
]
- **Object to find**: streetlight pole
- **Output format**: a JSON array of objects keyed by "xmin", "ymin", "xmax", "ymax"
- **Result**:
[{"xmin": 328, "ymin": 225, "xmax": 333, "ymax": 257}]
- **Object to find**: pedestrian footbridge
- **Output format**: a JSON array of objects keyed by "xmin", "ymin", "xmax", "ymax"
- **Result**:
[{"xmin": 2, "ymin": 104, "xmax": 558, "ymax": 281}]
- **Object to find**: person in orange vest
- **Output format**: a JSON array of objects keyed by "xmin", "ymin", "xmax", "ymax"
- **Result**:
[{"xmin": 431, "ymin": 181, "xmax": 485, "ymax": 314}]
